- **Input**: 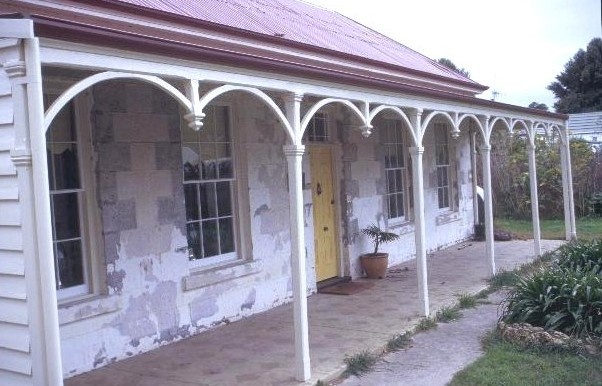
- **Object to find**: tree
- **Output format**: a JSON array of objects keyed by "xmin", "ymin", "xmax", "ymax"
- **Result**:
[
  {"xmin": 528, "ymin": 102, "xmax": 549, "ymax": 111},
  {"xmin": 437, "ymin": 58, "xmax": 470, "ymax": 78},
  {"xmin": 548, "ymin": 38, "xmax": 602, "ymax": 113}
]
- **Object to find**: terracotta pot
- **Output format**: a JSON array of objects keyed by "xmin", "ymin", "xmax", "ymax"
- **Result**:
[{"xmin": 360, "ymin": 253, "xmax": 389, "ymax": 279}]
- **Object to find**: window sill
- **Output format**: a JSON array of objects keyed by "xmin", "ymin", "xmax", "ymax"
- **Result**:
[
  {"xmin": 183, "ymin": 259, "xmax": 263, "ymax": 292},
  {"xmin": 436, "ymin": 211, "xmax": 461, "ymax": 225},
  {"xmin": 387, "ymin": 220, "xmax": 414, "ymax": 235},
  {"xmin": 58, "ymin": 294, "xmax": 121, "ymax": 326}
]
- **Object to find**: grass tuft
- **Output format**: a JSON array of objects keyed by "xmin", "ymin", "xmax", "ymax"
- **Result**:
[
  {"xmin": 436, "ymin": 305, "xmax": 462, "ymax": 323},
  {"xmin": 343, "ymin": 350, "xmax": 379, "ymax": 377},
  {"xmin": 456, "ymin": 293, "xmax": 478, "ymax": 309},
  {"xmin": 415, "ymin": 316, "xmax": 438, "ymax": 331},
  {"xmin": 488, "ymin": 270, "xmax": 519, "ymax": 289},
  {"xmin": 386, "ymin": 332, "xmax": 413, "ymax": 352}
]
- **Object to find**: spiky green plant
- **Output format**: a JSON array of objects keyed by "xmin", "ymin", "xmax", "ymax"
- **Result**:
[
  {"xmin": 457, "ymin": 293, "xmax": 478, "ymax": 309},
  {"xmin": 361, "ymin": 224, "xmax": 400, "ymax": 255},
  {"xmin": 436, "ymin": 305, "xmax": 462, "ymax": 323},
  {"xmin": 502, "ymin": 266, "xmax": 602, "ymax": 337}
]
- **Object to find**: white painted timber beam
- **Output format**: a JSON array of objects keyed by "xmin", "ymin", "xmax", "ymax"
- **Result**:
[
  {"xmin": 526, "ymin": 141, "xmax": 542, "ymax": 256},
  {"xmin": 3, "ymin": 23, "xmax": 64, "ymax": 386},
  {"xmin": 479, "ymin": 144, "xmax": 496, "ymax": 276},
  {"xmin": 563, "ymin": 127, "xmax": 577, "ymax": 239},
  {"xmin": 284, "ymin": 92, "xmax": 310, "ymax": 382},
  {"xmin": 409, "ymin": 145, "xmax": 429, "ymax": 316}
]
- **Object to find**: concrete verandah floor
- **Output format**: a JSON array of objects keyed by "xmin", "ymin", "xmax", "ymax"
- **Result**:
[{"xmin": 65, "ymin": 239, "xmax": 564, "ymax": 386}]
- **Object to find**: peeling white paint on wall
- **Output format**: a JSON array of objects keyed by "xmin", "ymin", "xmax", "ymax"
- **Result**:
[{"xmin": 52, "ymin": 80, "xmax": 476, "ymax": 377}]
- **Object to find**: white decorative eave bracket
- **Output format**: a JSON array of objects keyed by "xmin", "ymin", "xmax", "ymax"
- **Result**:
[
  {"xmin": 184, "ymin": 78, "xmax": 205, "ymax": 131},
  {"xmin": 450, "ymin": 112, "xmax": 460, "ymax": 139}
]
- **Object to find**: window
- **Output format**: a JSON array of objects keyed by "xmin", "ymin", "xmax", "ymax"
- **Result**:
[
  {"xmin": 45, "ymin": 93, "xmax": 97, "ymax": 300},
  {"xmin": 434, "ymin": 123, "xmax": 451, "ymax": 210},
  {"xmin": 383, "ymin": 119, "xmax": 407, "ymax": 220},
  {"xmin": 182, "ymin": 105, "xmax": 237, "ymax": 265},
  {"xmin": 304, "ymin": 112, "xmax": 329, "ymax": 142}
]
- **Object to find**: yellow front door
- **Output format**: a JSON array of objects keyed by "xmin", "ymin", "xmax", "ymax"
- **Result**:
[{"xmin": 309, "ymin": 146, "xmax": 339, "ymax": 282}]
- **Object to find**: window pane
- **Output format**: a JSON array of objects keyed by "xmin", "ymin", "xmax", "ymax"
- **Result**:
[
  {"xmin": 202, "ymin": 220, "xmax": 219, "ymax": 257},
  {"xmin": 51, "ymin": 103, "xmax": 77, "ymax": 142},
  {"xmin": 396, "ymin": 193, "xmax": 404, "ymax": 216},
  {"xmin": 389, "ymin": 194, "xmax": 398, "ymax": 218},
  {"xmin": 52, "ymin": 143, "xmax": 80, "ymax": 190},
  {"xmin": 200, "ymin": 183, "xmax": 217, "ymax": 219},
  {"xmin": 437, "ymin": 167, "xmax": 449, "ymax": 188},
  {"xmin": 395, "ymin": 169, "xmax": 403, "ymax": 192},
  {"xmin": 216, "ymin": 143, "xmax": 233, "ymax": 179},
  {"xmin": 442, "ymin": 187, "xmax": 449, "ymax": 208},
  {"xmin": 438, "ymin": 189, "xmax": 444, "ymax": 208},
  {"xmin": 46, "ymin": 144, "xmax": 56, "ymax": 191},
  {"xmin": 384, "ymin": 145, "xmax": 391, "ymax": 169},
  {"xmin": 181, "ymin": 126, "xmax": 198, "ymax": 142},
  {"xmin": 387, "ymin": 170, "xmax": 396, "ymax": 194},
  {"xmin": 186, "ymin": 222, "xmax": 202, "ymax": 260},
  {"xmin": 397, "ymin": 145, "xmax": 404, "ymax": 167},
  {"xmin": 52, "ymin": 192, "xmax": 81, "ymax": 240},
  {"xmin": 182, "ymin": 143, "xmax": 200, "ymax": 181},
  {"xmin": 199, "ymin": 107, "xmax": 215, "ymax": 142},
  {"xmin": 200, "ymin": 143, "xmax": 217, "ymax": 180},
  {"xmin": 214, "ymin": 106, "xmax": 230, "ymax": 142},
  {"xmin": 219, "ymin": 217, "xmax": 235, "ymax": 254},
  {"xmin": 55, "ymin": 239, "xmax": 84, "ymax": 289},
  {"xmin": 216, "ymin": 182, "xmax": 232, "ymax": 216},
  {"xmin": 184, "ymin": 184, "xmax": 199, "ymax": 221}
]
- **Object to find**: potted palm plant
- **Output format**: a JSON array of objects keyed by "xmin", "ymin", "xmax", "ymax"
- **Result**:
[{"xmin": 360, "ymin": 224, "xmax": 400, "ymax": 279}]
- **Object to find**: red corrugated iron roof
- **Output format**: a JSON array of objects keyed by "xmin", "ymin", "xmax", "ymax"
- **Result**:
[{"xmin": 102, "ymin": 0, "xmax": 483, "ymax": 88}]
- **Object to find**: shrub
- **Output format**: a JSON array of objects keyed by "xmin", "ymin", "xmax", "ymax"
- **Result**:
[
  {"xmin": 415, "ymin": 316, "xmax": 437, "ymax": 331},
  {"xmin": 436, "ymin": 306, "xmax": 462, "ymax": 323},
  {"xmin": 489, "ymin": 270, "xmax": 520, "ymax": 289},
  {"xmin": 343, "ymin": 350, "xmax": 379, "ymax": 377},
  {"xmin": 556, "ymin": 239, "xmax": 602, "ymax": 274},
  {"xmin": 502, "ymin": 266, "xmax": 602, "ymax": 337},
  {"xmin": 386, "ymin": 332, "xmax": 412, "ymax": 352},
  {"xmin": 457, "ymin": 293, "xmax": 478, "ymax": 309}
]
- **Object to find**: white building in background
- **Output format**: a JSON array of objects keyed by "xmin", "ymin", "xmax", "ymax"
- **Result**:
[{"xmin": 568, "ymin": 111, "xmax": 602, "ymax": 145}]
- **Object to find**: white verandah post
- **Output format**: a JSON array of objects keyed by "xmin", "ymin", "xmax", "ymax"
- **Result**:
[
  {"xmin": 562, "ymin": 128, "xmax": 577, "ymax": 239},
  {"xmin": 283, "ymin": 92, "xmax": 310, "ymax": 382},
  {"xmin": 480, "ymin": 144, "xmax": 496, "ymax": 276},
  {"xmin": 409, "ymin": 146, "xmax": 429, "ymax": 316},
  {"xmin": 527, "ymin": 142, "xmax": 542, "ymax": 256},
  {"xmin": 470, "ymin": 130, "xmax": 479, "ymax": 225}
]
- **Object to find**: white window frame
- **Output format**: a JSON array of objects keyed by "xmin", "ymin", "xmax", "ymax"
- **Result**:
[
  {"xmin": 434, "ymin": 122, "xmax": 452, "ymax": 211},
  {"xmin": 44, "ymin": 83, "xmax": 103, "ymax": 302},
  {"xmin": 304, "ymin": 112, "xmax": 329, "ymax": 143},
  {"xmin": 182, "ymin": 103, "xmax": 242, "ymax": 270},
  {"xmin": 383, "ymin": 118, "xmax": 408, "ymax": 224}
]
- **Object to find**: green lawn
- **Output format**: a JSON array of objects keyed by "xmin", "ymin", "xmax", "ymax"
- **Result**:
[
  {"xmin": 450, "ymin": 341, "xmax": 602, "ymax": 386},
  {"xmin": 494, "ymin": 217, "xmax": 602, "ymax": 241}
]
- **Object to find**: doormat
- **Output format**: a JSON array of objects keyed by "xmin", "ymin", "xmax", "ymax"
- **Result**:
[{"xmin": 317, "ymin": 281, "xmax": 374, "ymax": 295}]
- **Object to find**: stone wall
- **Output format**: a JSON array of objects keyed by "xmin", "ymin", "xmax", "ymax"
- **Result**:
[
  {"xmin": 58, "ymin": 86, "xmax": 475, "ymax": 377},
  {"xmin": 59, "ymin": 84, "xmax": 297, "ymax": 377}
]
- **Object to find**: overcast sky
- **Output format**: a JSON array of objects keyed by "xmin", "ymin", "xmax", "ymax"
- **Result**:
[{"xmin": 302, "ymin": 0, "xmax": 602, "ymax": 110}]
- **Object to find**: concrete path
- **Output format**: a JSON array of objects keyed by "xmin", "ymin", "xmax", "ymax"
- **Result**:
[
  {"xmin": 341, "ymin": 291, "xmax": 506, "ymax": 386},
  {"xmin": 65, "ymin": 240, "xmax": 563, "ymax": 386}
]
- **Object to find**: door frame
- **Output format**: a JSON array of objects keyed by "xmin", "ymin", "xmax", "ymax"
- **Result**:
[{"xmin": 307, "ymin": 143, "xmax": 346, "ymax": 283}]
